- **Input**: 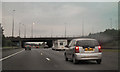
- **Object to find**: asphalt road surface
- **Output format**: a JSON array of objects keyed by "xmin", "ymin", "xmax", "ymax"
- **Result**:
[{"xmin": 1, "ymin": 48, "xmax": 118, "ymax": 70}]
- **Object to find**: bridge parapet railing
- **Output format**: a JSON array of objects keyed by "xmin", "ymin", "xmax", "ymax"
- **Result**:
[{"xmin": 20, "ymin": 35, "xmax": 82, "ymax": 38}]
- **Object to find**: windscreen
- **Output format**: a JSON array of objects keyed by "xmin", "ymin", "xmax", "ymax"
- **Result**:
[
  {"xmin": 60, "ymin": 42, "xmax": 63, "ymax": 45},
  {"xmin": 76, "ymin": 40, "xmax": 99, "ymax": 47}
]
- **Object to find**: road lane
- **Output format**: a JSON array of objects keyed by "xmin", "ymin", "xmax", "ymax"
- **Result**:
[
  {"xmin": 2, "ymin": 48, "xmax": 118, "ymax": 70},
  {"xmin": 0, "ymin": 49, "xmax": 24, "ymax": 61},
  {"xmin": 2, "ymin": 48, "xmax": 24, "ymax": 58},
  {"xmin": 39, "ymin": 48, "xmax": 118, "ymax": 70}
]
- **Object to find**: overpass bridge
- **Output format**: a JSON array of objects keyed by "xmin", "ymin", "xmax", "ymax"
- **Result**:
[{"xmin": 10, "ymin": 37, "xmax": 84, "ymax": 48}]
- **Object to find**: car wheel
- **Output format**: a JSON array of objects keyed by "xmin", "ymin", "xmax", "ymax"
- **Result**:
[
  {"xmin": 25, "ymin": 48, "xmax": 27, "ymax": 50},
  {"xmin": 96, "ymin": 59, "xmax": 101, "ymax": 64},
  {"xmin": 73, "ymin": 56, "xmax": 79, "ymax": 64}
]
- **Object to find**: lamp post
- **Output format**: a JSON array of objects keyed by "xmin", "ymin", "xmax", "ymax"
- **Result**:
[
  {"xmin": 25, "ymin": 24, "xmax": 26, "ymax": 38},
  {"xmin": 23, "ymin": 24, "xmax": 26, "ymax": 38},
  {"xmin": 18, "ymin": 23, "xmax": 22, "ymax": 48},
  {"xmin": 11, "ymin": 10, "xmax": 15, "ymax": 49},
  {"xmin": 65, "ymin": 23, "xmax": 66, "ymax": 37},
  {"xmin": 82, "ymin": 16, "xmax": 84, "ymax": 37},
  {"xmin": 31, "ymin": 22, "xmax": 35, "ymax": 38},
  {"xmin": 19, "ymin": 22, "xmax": 21, "ymax": 37},
  {"xmin": 51, "ymin": 28, "xmax": 53, "ymax": 37},
  {"xmin": 110, "ymin": 18, "xmax": 112, "ymax": 29},
  {"xmin": 12, "ymin": 10, "xmax": 15, "ymax": 37}
]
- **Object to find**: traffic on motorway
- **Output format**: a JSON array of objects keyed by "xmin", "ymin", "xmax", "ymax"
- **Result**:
[
  {"xmin": 24, "ymin": 38, "xmax": 102, "ymax": 64},
  {"xmin": 2, "ymin": 38, "xmax": 118, "ymax": 70},
  {"xmin": 1, "ymin": 2, "xmax": 118, "ymax": 71}
]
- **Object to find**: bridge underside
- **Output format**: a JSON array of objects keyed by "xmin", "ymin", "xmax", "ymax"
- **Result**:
[
  {"xmin": 20, "ymin": 40, "xmax": 53, "ymax": 48},
  {"xmin": 12, "ymin": 37, "xmax": 73, "ymax": 48}
]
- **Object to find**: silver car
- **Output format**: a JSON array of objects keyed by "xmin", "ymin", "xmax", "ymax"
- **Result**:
[{"xmin": 64, "ymin": 38, "xmax": 102, "ymax": 64}]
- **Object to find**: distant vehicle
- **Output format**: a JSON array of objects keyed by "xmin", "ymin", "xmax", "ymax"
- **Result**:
[
  {"xmin": 25, "ymin": 45, "xmax": 31, "ymax": 50},
  {"xmin": 36, "ymin": 45, "xmax": 39, "ymax": 48},
  {"xmin": 44, "ymin": 45, "xmax": 48, "ymax": 48},
  {"xmin": 52, "ymin": 39, "xmax": 67, "ymax": 50},
  {"xmin": 64, "ymin": 38, "xmax": 102, "ymax": 64},
  {"xmin": 32, "ymin": 45, "xmax": 35, "ymax": 48}
]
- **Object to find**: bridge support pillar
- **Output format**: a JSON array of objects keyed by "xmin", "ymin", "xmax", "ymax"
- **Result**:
[
  {"xmin": 19, "ymin": 40, "xmax": 22, "ymax": 48},
  {"xmin": 52, "ymin": 40, "xmax": 55, "ymax": 48},
  {"xmin": 46, "ymin": 40, "xmax": 53, "ymax": 48}
]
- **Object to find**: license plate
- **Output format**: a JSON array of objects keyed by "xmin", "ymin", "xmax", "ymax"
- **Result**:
[{"xmin": 85, "ymin": 48, "xmax": 94, "ymax": 51}]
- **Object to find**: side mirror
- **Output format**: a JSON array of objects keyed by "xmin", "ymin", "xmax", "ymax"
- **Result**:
[{"xmin": 65, "ymin": 45, "xmax": 69, "ymax": 48}]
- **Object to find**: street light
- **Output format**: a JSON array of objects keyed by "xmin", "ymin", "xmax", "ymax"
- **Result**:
[
  {"xmin": 82, "ymin": 16, "xmax": 84, "ymax": 37},
  {"xmin": 19, "ymin": 22, "xmax": 21, "ymax": 37},
  {"xmin": 64, "ymin": 23, "xmax": 67, "ymax": 37},
  {"xmin": 51, "ymin": 28, "xmax": 53, "ymax": 37},
  {"xmin": 23, "ymin": 24, "xmax": 26, "ymax": 38},
  {"xmin": 31, "ymin": 22, "xmax": 35, "ymax": 38},
  {"xmin": 110, "ymin": 18, "xmax": 113, "ymax": 29},
  {"xmin": 25, "ymin": 24, "xmax": 26, "ymax": 38},
  {"xmin": 12, "ymin": 10, "xmax": 15, "ymax": 37}
]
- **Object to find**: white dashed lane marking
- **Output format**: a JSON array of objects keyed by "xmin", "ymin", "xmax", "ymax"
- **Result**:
[
  {"xmin": 46, "ymin": 58, "xmax": 50, "ymax": 61},
  {"xmin": 41, "ymin": 53, "xmax": 43, "ymax": 55}
]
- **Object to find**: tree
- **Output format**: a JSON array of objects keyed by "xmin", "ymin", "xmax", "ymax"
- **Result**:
[
  {"xmin": 1, "ymin": 25, "xmax": 6, "ymax": 47},
  {"xmin": 1, "ymin": 25, "xmax": 13, "ymax": 47}
]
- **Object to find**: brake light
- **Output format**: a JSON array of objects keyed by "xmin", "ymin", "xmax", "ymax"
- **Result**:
[
  {"xmin": 25, "ymin": 46, "xmax": 27, "ymax": 47},
  {"xmin": 75, "ymin": 46, "xmax": 79, "ymax": 53},
  {"xmin": 29, "ymin": 46, "xmax": 31, "ymax": 47},
  {"xmin": 98, "ymin": 46, "xmax": 102, "ymax": 52}
]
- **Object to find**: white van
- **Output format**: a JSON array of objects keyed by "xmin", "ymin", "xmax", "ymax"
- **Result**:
[{"xmin": 52, "ymin": 39, "xmax": 67, "ymax": 50}]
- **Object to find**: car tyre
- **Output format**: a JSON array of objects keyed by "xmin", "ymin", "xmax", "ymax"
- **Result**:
[
  {"xmin": 25, "ymin": 48, "xmax": 27, "ymax": 50},
  {"xmin": 73, "ymin": 56, "xmax": 79, "ymax": 64},
  {"xmin": 96, "ymin": 59, "xmax": 101, "ymax": 64}
]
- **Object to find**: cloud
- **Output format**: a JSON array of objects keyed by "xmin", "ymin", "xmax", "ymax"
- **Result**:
[
  {"xmin": 2, "ymin": 2, "xmax": 118, "ymax": 37},
  {"xmin": 0, "ymin": 2, "xmax": 2, "ymax": 23}
]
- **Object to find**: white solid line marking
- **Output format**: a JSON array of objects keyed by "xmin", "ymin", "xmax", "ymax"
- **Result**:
[
  {"xmin": 46, "ymin": 58, "xmax": 50, "ymax": 61},
  {"xmin": 0, "ymin": 49, "xmax": 24, "ymax": 61}
]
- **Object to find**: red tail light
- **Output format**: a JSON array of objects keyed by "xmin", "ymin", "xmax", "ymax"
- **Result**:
[
  {"xmin": 25, "ymin": 46, "xmax": 27, "ymax": 47},
  {"xmin": 29, "ymin": 46, "xmax": 31, "ymax": 47},
  {"xmin": 75, "ymin": 46, "xmax": 79, "ymax": 53},
  {"xmin": 98, "ymin": 46, "xmax": 102, "ymax": 52}
]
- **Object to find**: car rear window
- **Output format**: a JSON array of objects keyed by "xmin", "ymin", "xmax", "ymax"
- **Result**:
[{"xmin": 76, "ymin": 40, "xmax": 99, "ymax": 47}]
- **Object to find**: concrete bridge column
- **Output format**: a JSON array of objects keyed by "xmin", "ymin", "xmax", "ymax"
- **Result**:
[
  {"xmin": 52, "ymin": 40, "xmax": 55, "ymax": 48},
  {"xmin": 19, "ymin": 40, "xmax": 22, "ymax": 48},
  {"xmin": 46, "ymin": 40, "xmax": 53, "ymax": 48}
]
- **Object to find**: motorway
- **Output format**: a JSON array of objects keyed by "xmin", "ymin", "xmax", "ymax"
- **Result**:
[{"xmin": 1, "ymin": 48, "xmax": 119, "ymax": 70}]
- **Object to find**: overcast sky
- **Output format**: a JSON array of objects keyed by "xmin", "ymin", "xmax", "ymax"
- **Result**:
[{"xmin": 2, "ymin": 2, "xmax": 118, "ymax": 37}]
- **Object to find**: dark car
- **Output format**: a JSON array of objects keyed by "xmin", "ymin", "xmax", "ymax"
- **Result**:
[
  {"xmin": 25, "ymin": 45, "xmax": 31, "ymax": 50},
  {"xmin": 36, "ymin": 45, "xmax": 39, "ymax": 48},
  {"xmin": 44, "ymin": 45, "xmax": 48, "ymax": 49}
]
